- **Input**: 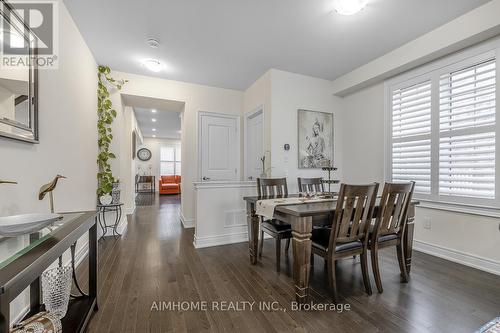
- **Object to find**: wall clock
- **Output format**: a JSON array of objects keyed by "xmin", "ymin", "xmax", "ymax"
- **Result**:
[{"xmin": 137, "ymin": 148, "xmax": 152, "ymax": 161}]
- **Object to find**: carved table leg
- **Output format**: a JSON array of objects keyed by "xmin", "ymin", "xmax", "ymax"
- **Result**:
[
  {"xmin": 291, "ymin": 216, "xmax": 313, "ymax": 304},
  {"xmin": 403, "ymin": 205, "xmax": 416, "ymax": 275},
  {"xmin": 246, "ymin": 202, "xmax": 259, "ymax": 265}
]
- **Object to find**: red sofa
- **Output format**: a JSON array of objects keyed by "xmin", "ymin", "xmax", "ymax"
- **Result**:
[{"xmin": 159, "ymin": 175, "xmax": 181, "ymax": 195}]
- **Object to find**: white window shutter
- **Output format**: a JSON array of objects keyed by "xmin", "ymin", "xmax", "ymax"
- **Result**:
[
  {"xmin": 391, "ymin": 80, "xmax": 432, "ymax": 194},
  {"xmin": 438, "ymin": 59, "xmax": 496, "ymax": 199}
]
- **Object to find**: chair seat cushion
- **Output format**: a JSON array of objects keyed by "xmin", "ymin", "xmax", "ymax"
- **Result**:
[
  {"xmin": 368, "ymin": 225, "xmax": 398, "ymax": 243},
  {"xmin": 261, "ymin": 220, "xmax": 292, "ymax": 234},
  {"xmin": 377, "ymin": 233, "xmax": 398, "ymax": 243},
  {"xmin": 311, "ymin": 228, "xmax": 362, "ymax": 253},
  {"xmin": 162, "ymin": 184, "xmax": 179, "ymax": 189}
]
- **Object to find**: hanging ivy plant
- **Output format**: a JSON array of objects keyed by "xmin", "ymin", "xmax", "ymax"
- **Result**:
[{"xmin": 97, "ymin": 65, "xmax": 127, "ymax": 196}]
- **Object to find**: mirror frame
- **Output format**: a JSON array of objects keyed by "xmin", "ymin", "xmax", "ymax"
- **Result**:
[{"xmin": 0, "ymin": 0, "xmax": 39, "ymax": 143}]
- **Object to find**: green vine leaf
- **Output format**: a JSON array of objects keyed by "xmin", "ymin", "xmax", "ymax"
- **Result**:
[{"xmin": 96, "ymin": 65, "xmax": 127, "ymax": 196}]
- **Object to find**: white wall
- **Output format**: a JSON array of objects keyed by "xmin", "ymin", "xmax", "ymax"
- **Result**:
[
  {"xmin": 193, "ymin": 182, "xmax": 256, "ymax": 247},
  {"xmin": 0, "ymin": 1, "xmax": 97, "ymax": 322},
  {"xmin": 342, "ymin": 83, "xmax": 385, "ymax": 184},
  {"xmin": 107, "ymin": 72, "xmax": 243, "ymax": 223},
  {"xmin": 269, "ymin": 70, "xmax": 343, "ymax": 193},
  {"xmin": 341, "ymin": 83, "xmax": 500, "ymax": 272},
  {"xmin": 136, "ymin": 137, "xmax": 181, "ymax": 189}
]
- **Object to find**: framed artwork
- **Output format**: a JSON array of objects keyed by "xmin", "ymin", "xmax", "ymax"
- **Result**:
[{"xmin": 297, "ymin": 109, "xmax": 333, "ymax": 169}]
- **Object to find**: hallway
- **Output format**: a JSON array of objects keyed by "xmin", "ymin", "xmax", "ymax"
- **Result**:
[{"xmin": 80, "ymin": 195, "xmax": 500, "ymax": 333}]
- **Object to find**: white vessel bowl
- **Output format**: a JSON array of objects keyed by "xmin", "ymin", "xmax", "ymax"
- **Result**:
[{"xmin": 0, "ymin": 213, "xmax": 63, "ymax": 237}]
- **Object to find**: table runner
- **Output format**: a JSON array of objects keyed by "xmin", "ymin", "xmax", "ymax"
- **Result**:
[{"xmin": 256, "ymin": 197, "xmax": 334, "ymax": 220}]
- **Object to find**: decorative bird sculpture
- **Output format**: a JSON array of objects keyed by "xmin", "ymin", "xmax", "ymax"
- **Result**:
[
  {"xmin": 39, "ymin": 175, "xmax": 66, "ymax": 213},
  {"xmin": 0, "ymin": 179, "xmax": 17, "ymax": 184}
]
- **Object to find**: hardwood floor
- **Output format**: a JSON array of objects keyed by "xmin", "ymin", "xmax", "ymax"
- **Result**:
[{"xmin": 78, "ymin": 195, "xmax": 500, "ymax": 332}]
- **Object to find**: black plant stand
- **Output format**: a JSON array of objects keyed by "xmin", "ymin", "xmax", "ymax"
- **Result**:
[{"xmin": 96, "ymin": 203, "xmax": 123, "ymax": 239}]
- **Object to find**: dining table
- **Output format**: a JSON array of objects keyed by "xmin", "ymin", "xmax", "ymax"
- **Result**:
[{"xmin": 243, "ymin": 194, "xmax": 419, "ymax": 304}]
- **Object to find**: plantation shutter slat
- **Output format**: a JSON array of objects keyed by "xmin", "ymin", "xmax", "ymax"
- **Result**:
[
  {"xmin": 391, "ymin": 80, "xmax": 432, "ymax": 194},
  {"xmin": 438, "ymin": 59, "xmax": 496, "ymax": 199}
]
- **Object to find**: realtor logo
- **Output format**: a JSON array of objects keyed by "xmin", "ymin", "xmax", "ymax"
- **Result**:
[{"xmin": 0, "ymin": 0, "xmax": 59, "ymax": 68}]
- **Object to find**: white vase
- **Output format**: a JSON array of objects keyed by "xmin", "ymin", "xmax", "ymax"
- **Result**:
[{"xmin": 99, "ymin": 194, "xmax": 112, "ymax": 205}]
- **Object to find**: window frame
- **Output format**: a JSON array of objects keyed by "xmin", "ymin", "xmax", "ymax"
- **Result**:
[
  {"xmin": 160, "ymin": 144, "xmax": 181, "ymax": 176},
  {"xmin": 385, "ymin": 40, "xmax": 500, "ymax": 209}
]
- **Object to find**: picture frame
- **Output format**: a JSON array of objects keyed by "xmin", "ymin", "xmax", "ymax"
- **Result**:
[{"xmin": 297, "ymin": 109, "xmax": 334, "ymax": 169}]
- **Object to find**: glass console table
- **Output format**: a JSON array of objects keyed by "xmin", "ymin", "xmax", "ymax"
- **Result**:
[{"xmin": 0, "ymin": 211, "xmax": 97, "ymax": 333}]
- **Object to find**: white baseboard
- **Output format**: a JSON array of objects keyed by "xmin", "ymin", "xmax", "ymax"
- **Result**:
[
  {"xmin": 180, "ymin": 211, "xmax": 195, "ymax": 228},
  {"xmin": 413, "ymin": 240, "xmax": 500, "ymax": 276},
  {"xmin": 193, "ymin": 232, "xmax": 249, "ymax": 248},
  {"xmin": 125, "ymin": 205, "xmax": 136, "ymax": 215}
]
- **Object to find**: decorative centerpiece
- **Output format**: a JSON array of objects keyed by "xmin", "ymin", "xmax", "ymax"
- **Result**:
[
  {"xmin": 11, "ymin": 311, "xmax": 62, "ymax": 333},
  {"xmin": 321, "ymin": 160, "xmax": 339, "ymax": 194},
  {"xmin": 39, "ymin": 175, "xmax": 66, "ymax": 213},
  {"xmin": 41, "ymin": 266, "xmax": 72, "ymax": 319}
]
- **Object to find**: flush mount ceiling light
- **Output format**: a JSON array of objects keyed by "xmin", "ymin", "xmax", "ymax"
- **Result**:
[
  {"xmin": 146, "ymin": 38, "xmax": 160, "ymax": 48},
  {"xmin": 151, "ymin": 109, "xmax": 157, "ymax": 113},
  {"xmin": 141, "ymin": 59, "xmax": 165, "ymax": 72},
  {"xmin": 152, "ymin": 118, "xmax": 157, "ymax": 122},
  {"xmin": 152, "ymin": 134, "xmax": 156, "ymax": 138},
  {"xmin": 152, "ymin": 128, "xmax": 156, "ymax": 132},
  {"xmin": 332, "ymin": 0, "xmax": 367, "ymax": 15}
]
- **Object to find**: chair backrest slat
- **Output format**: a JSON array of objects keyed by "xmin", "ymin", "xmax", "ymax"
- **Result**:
[
  {"xmin": 257, "ymin": 178, "xmax": 288, "ymax": 198},
  {"xmin": 329, "ymin": 183, "xmax": 378, "ymax": 249},
  {"xmin": 297, "ymin": 177, "xmax": 324, "ymax": 193},
  {"xmin": 373, "ymin": 182, "xmax": 415, "ymax": 238}
]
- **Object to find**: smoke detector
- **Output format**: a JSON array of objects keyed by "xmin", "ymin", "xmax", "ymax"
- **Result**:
[{"xmin": 146, "ymin": 38, "xmax": 160, "ymax": 48}]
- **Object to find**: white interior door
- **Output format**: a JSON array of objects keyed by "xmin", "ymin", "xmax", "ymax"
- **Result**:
[
  {"xmin": 200, "ymin": 113, "xmax": 239, "ymax": 181},
  {"xmin": 245, "ymin": 110, "xmax": 263, "ymax": 180}
]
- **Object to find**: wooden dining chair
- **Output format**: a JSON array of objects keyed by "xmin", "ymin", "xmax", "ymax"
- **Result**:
[
  {"xmin": 257, "ymin": 178, "xmax": 292, "ymax": 272},
  {"xmin": 310, "ymin": 183, "xmax": 379, "ymax": 302},
  {"xmin": 298, "ymin": 177, "xmax": 331, "ymax": 229},
  {"xmin": 369, "ymin": 181, "xmax": 415, "ymax": 293},
  {"xmin": 297, "ymin": 177, "xmax": 324, "ymax": 193}
]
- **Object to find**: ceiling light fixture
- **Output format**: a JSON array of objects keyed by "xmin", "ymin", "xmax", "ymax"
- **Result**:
[
  {"xmin": 332, "ymin": 0, "xmax": 367, "ymax": 15},
  {"xmin": 152, "ymin": 118, "xmax": 156, "ymax": 122},
  {"xmin": 151, "ymin": 109, "xmax": 157, "ymax": 113},
  {"xmin": 152, "ymin": 134, "xmax": 156, "ymax": 138},
  {"xmin": 152, "ymin": 128, "xmax": 156, "ymax": 132},
  {"xmin": 141, "ymin": 59, "xmax": 165, "ymax": 72},
  {"xmin": 146, "ymin": 38, "xmax": 160, "ymax": 48}
]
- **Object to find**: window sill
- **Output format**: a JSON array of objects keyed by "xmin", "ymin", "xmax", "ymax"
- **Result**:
[{"xmin": 417, "ymin": 200, "xmax": 500, "ymax": 218}]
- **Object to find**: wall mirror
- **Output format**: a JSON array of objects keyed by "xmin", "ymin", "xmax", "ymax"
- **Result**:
[{"xmin": 0, "ymin": 1, "xmax": 39, "ymax": 143}]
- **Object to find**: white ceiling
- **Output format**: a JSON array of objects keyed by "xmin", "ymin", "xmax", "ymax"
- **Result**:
[
  {"xmin": 65, "ymin": 0, "xmax": 490, "ymax": 90},
  {"xmin": 134, "ymin": 107, "xmax": 181, "ymax": 139}
]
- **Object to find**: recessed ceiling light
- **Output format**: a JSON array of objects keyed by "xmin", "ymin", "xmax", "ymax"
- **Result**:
[
  {"xmin": 141, "ymin": 59, "xmax": 165, "ymax": 73},
  {"xmin": 152, "ymin": 128, "xmax": 156, "ymax": 132},
  {"xmin": 151, "ymin": 109, "xmax": 157, "ymax": 113},
  {"xmin": 152, "ymin": 118, "xmax": 156, "ymax": 122},
  {"xmin": 333, "ymin": 0, "xmax": 367, "ymax": 15},
  {"xmin": 152, "ymin": 134, "xmax": 156, "ymax": 138}
]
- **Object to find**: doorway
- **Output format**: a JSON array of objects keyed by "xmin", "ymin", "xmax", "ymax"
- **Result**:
[{"xmin": 244, "ymin": 107, "xmax": 264, "ymax": 180}]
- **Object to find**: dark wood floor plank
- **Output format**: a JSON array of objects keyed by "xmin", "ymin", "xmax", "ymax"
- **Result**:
[{"xmin": 76, "ymin": 194, "xmax": 500, "ymax": 333}]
